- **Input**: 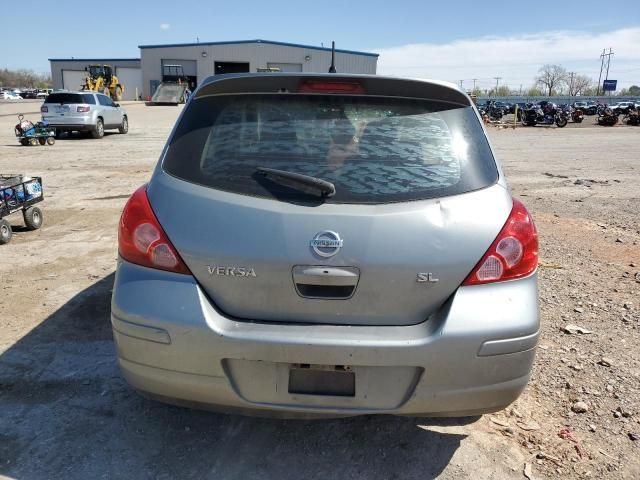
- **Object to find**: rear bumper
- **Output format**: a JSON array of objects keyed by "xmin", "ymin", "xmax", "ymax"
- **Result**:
[
  {"xmin": 42, "ymin": 115, "xmax": 94, "ymax": 130},
  {"xmin": 111, "ymin": 260, "xmax": 539, "ymax": 417}
]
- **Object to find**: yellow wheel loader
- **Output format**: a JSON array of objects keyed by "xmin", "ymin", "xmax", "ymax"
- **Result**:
[{"xmin": 82, "ymin": 65, "xmax": 124, "ymax": 101}]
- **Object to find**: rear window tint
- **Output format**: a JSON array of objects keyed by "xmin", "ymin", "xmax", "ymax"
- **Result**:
[
  {"xmin": 82, "ymin": 93, "xmax": 96, "ymax": 104},
  {"xmin": 44, "ymin": 93, "xmax": 84, "ymax": 104},
  {"xmin": 163, "ymin": 95, "xmax": 498, "ymax": 204}
]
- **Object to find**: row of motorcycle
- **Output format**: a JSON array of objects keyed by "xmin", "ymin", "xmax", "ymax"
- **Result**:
[{"xmin": 478, "ymin": 101, "xmax": 640, "ymax": 128}]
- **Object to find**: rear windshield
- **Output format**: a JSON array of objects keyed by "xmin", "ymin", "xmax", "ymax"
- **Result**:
[
  {"xmin": 45, "ymin": 93, "xmax": 84, "ymax": 104},
  {"xmin": 163, "ymin": 94, "xmax": 498, "ymax": 204}
]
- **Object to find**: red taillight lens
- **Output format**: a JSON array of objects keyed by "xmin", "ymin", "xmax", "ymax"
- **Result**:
[
  {"xmin": 41, "ymin": 105, "xmax": 48, "ymax": 113},
  {"xmin": 298, "ymin": 80, "xmax": 365, "ymax": 94},
  {"xmin": 118, "ymin": 185, "xmax": 191, "ymax": 274},
  {"xmin": 77, "ymin": 105, "xmax": 90, "ymax": 113},
  {"xmin": 462, "ymin": 198, "xmax": 538, "ymax": 286}
]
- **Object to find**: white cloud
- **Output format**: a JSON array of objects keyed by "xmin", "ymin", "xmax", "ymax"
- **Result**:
[
  {"xmin": 377, "ymin": 28, "xmax": 640, "ymax": 89},
  {"xmin": 160, "ymin": 23, "xmax": 170, "ymax": 30}
]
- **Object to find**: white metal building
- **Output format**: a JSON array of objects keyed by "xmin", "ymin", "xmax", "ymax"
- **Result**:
[
  {"xmin": 50, "ymin": 39, "xmax": 378, "ymax": 100},
  {"xmin": 48, "ymin": 58, "xmax": 142, "ymax": 100},
  {"xmin": 139, "ymin": 40, "xmax": 378, "ymax": 97}
]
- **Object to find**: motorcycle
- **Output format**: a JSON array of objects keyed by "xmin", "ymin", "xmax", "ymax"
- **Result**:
[
  {"xmin": 597, "ymin": 107, "xmax": 618, "ymax": 126},
  {"xmin": 571, "ymin": 107, "xmax": 584, "ymax": 123},
  {"xmin": 623, "ymin": 106, "xmax": 640, "ymax": 126},
  {"xmin": 478, "ymin": 101, "xmax": 504, "ymax": 122},
  {"xmin": 521, "ymin": 101, "xmax": 568, "ymax": 128}
]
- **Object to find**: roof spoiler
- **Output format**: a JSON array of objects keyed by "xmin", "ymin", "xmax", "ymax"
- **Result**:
[{"xmin": 193, "ymin": 73, "xmax": 471, "ymax": 106}]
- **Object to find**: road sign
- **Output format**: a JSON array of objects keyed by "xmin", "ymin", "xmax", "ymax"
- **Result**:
[{"xmin": 603, "ymin": 80, "xmax": 617, "ymax": 92}]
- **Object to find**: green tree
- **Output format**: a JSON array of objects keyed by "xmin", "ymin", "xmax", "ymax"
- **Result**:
[
  {"xmin": 526, "ymin": 87, "xmax": 543, "ymax": 96},
  {"xmin": 628, "ymin": 85, "xmax": 640, "ymax": 96}
]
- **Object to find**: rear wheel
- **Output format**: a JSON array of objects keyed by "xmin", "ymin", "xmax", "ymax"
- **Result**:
[
  {"xmin": 29, "ymin": 137, "xmax": 38, "ymax": 146},
  {"xmin": 0, "ymin": 219, "xmax": 12, "ymax": 245},
  {"xmin": 47, "ymin": 136, "xmax": 55, "ymax": 145},
  {"xmin": 20, "ymin": 138, "xmax": 29, "ymax": 146},
  {"xmin": 38, "ymin": 137, "xmax": 46, "ymax": 145},
  {"xmin": 555, "ymin": 117, "xmax": 568, "ymax": 128},
  {"xmin": 91, "ymin": 118, "xmax": 104, "ymax": 139},
  {"xmin": 23, "ymin": 206, "xmax": 43, "ymax": 230},
  {"xmin": 118, "ymin": 116, "xmax": 128, "ymax": 134}
]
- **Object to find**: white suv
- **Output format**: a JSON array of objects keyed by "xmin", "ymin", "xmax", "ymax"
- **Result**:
[{"xmin": 41, "ymin": 91, "xmax": 128, "ymax": 138}]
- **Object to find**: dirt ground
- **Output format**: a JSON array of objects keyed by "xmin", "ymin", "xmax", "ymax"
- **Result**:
[{"xmin": 0, "ymin": 101, "xmax": 638, "ymax": 480}]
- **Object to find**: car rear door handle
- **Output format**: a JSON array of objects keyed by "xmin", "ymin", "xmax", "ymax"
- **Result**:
[{"xmin": 292, "ymin": 266, "xmax": 360, "ymax": 287}]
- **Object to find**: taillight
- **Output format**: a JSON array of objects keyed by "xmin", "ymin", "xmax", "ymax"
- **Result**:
[
  {"xmin": 41, "ymin": 105, "xmax": 48, "ymax": 113},
  {"xmin": 462, "ymin": 198, "xmax": 538, "ymax": 286},
  {"xmin": 77, "ymin": 105, "xmax": 90, "ymax": 113},
  {"xmin": 118, "ymin": 185, "xmax": 191, "ymax": 274},
  {"xmin": 298, "ymin": 80, "xmax": 365, "ymax": 94}
]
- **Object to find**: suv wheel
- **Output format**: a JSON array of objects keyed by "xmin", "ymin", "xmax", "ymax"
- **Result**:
[
  {"xmin": 118, "ymin": 116, "xmax": 129, "ymax": 134},
  {"xmin": 91, "ymin": 118, "xmax": 104, "ymax": 139}
]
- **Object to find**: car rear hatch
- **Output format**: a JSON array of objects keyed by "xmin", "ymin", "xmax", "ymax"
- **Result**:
[
  {"xmin": 42, "ymin": 92, "xmax": 93, "ymax": 123},
  {"xmin": 148, "ymin": 74, "xmax": 511, "ymax": 326}
]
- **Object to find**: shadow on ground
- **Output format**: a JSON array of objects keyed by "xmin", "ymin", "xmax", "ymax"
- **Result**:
[{"xmin": 0, "ymin": 274, "xmax": 469, "ymax": 480}]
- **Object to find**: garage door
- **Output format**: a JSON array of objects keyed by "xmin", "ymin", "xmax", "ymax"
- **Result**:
[
  {"xmin": 62, "ymin": 70, "xmax": 86, "ymax": 91},
  {"xmin": 115, "ymin": 67, "xmax": 142, "ymax": 100},
  {"xmin": 161, "ymin": 59, "xmax": 197, "ymax": 76},
  {"xmin": 267, "ymin": 62, "xmax": 303, "ymax": 72}
]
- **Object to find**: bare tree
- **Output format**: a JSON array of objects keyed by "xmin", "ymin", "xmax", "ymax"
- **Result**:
[
  {"xmin": 568, "ymin": 74, "xmax": 593, "ymax": 96},
  {"xmin": 535, "ymin": 64, "xmax": 568, "ymax": 96}
]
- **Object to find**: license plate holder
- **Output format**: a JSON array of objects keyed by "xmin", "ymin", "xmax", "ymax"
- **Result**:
[{"xmin": 288, "ymin": 366, "xmax": 355, "ymax": 397}]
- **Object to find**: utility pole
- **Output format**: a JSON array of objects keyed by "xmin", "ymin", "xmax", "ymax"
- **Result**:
[
  {"xmin": 459, "ymin": 80, "xmax": 464, "ymax": 89},
  {"xmin": 568, "ymin": 72, "xmax": 575, "ymax": 97},
  {"xmin": 597, "ymin": 48, "xmax": 614, "ymax": 96},
  {"xmin": 604, "ymin": 48, "xmax": 614, "ymax": 96},
  {"xmin": 472, "ymin": 78, "xmax": 477, "ymax": 91},
  {"xmin": 493, "ymin": 77, "xmax": 501, "ymax": 96}
]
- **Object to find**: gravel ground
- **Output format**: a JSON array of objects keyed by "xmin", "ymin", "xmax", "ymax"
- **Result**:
[{"xmin": 0, "ymin": 102, "xmax": 638, "ymax": 479}]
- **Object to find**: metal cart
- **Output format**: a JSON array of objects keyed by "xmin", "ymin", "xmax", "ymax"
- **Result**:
[
  {"xmin": 0, "ymin": 175, "xmax": 44, "ymax": 244},
  {"xmin": 14, "ymin": 114, "xmax": 56, "ymax": 146}
]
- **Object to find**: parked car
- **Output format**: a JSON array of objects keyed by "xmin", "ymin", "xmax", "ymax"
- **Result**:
[
  {"xmin": 36, "ymin": 89, "xmax": 53, "ymax": 99},
  {"xmin": 1, "ymin": 92, "xmax": 22, "ymax": 101},
  {"xmin": 20, "ymin": 89, "xmax": 38, "ymax": 99},
  {"xmin": 111, "ymin": 74, "xmax": 540, "ymax": 417},
  {"xmin": 573, "ymin": 101, "xmax": 588, "ymax": 110},
  {"xmin": 611, "ymin": 102, "xmax": 636, "ymax": 115},
  {"xmin": 585, "ymin": 102, "xmax": 603, "ymax": 115},
  {"xmin": 41, "ymin": 91, "xmax": 128, "ymax": 138}
]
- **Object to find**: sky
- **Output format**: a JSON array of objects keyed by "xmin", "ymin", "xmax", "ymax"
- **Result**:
[{"xmin": 1, "ymin": 0, "xmax": 639, "ymax": 89}]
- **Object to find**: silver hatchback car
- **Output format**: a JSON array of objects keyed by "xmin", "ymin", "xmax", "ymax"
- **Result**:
[
  {"xmin": 41, "ymin": 91, "xmax": 128, "ymax": 138},
  {"xmin": 111, "ymin": 73, "xmax": 539, "ymax": 417}
]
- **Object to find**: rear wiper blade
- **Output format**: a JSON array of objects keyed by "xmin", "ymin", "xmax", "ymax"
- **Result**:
[{"xmin": 256, "ymin": 167, "xmax": 336, "ymax": 198}]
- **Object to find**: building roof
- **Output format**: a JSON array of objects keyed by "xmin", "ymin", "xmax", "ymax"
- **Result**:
[
  {"xmin": 48, "ymin": 58, "xmax": 140, "ymax": 62},
  {"xmin": 137, "ymin": 39, "xmax": 379, "ymax": 57}
]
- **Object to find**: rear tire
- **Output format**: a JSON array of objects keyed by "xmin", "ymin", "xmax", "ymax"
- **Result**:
[
  {"xmin": 91, "ymin": 118, "xmax": 104, "ymax": 139},
  {"xmin": 29, "ymin": 138, "xmax": 38, "ymax": 146},
  {"xmin": 118, "ymin": 116, "xmax": 128, "ymax": 134},
  {"xmin": 23, "ymin": 206, "xmax": 43, "ymax": 230},
  {"xmin": 555, "ymin": 117, "xmax": 568, "ymax": 128},
  {"xmin": 0, "ymin": 219, "xmax": 12, "ymax": 245},
  {"xmin": 47, "ymin": 136, "xmax": 55, "ymax": 145},
  {"xmin": 20, "ymin": 138, "xmax": 29, "ymax": 146},
  {"xmin": 38, "ymin": 137, "xmax": 46, "ymax": 145}
]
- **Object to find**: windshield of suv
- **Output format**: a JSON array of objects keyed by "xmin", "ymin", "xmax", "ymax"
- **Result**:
[{"xmin": 163, "ymin": 94, "xmax": 498, "ymax": 204}]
